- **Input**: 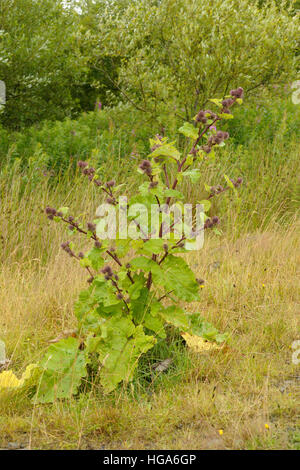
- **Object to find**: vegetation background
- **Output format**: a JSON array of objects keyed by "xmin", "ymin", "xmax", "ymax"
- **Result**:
[{"xmin": 0, "ymin": 0, "xmax": 299, "ymax": 450}]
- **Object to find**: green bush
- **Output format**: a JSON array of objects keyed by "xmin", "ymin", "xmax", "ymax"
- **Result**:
[
  {"xmin": 94, "ymin": 0, "xmax": 299, "ymax": 121},
  {"xmin": 2, "ymin": 91, "xmax": 299, "ymax": 177},
  {"xmin": 0, "ymin": 106, "xmax": 157, "ymax": 173},
  {"xmin": 225, "ymin": 89, "xmax": 300, "ymax": 145},
  {"xmin": 0, "ymin": 0, "xmax": 91, "ymax": 129}
]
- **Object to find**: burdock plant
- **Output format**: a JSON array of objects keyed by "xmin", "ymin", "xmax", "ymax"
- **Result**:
[{"xmin": 37, "ymin": 89, "xmax": 244, "ymax": 402}]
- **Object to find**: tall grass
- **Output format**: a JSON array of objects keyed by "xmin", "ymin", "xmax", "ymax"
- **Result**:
[
  {"xmin": 0, "ymin": 96, "xmax": 299, "ymax": 449},
  {"xmin": 0, "ymin": 221, "xmax": 299, "ymax": 449},
  {"xmin": 0, "ymin": 134, "xmax": 298, "ymax": 265}
]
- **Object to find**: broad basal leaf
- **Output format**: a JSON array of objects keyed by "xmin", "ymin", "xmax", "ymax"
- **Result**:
[
  {"xmin": 188, "ymin": 313, "xmax": 229, "ymax": 344},
  {"xmin": 131, "ymin": 287, "xmax": 150, "ymax": 324},
  {"xmin": 143, "ymin": 311, "xmax": 166, "ymax": 338},
  {"xmin": 159, "ymin": 305, "xmax": 190, "ymax": 330},
  {"xmin": 91, "ymin": 317, "xmax": 156, "ymax": 392},
  {"xmin": 36, "ymin": 337, "xmax": 87, "ymax": 403}
]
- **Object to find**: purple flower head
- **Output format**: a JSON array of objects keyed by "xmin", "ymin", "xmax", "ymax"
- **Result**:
[
  {"xmin": 139, "ymin": 159, "xmax": 152, "ymax": 176},
  {"xmin": 230, "ymin": 87, "xmax": 244, "ymax": 99},
  {"xmin": 106, "ymin": 180, "xmax": 115, "ymax": 188},
  {"xmin": 195, "ymin": 110, "xmax": 207, "ymax": 124},
  {"xmin": 87, "ymin": 222, "xmax": 96, "ymax": 232},
  {"xmin": 78, "ymin": 160, "xmax": 88, "ymax": 169},
  {"xmin": 45, "ymin": 206, "xmax": 56, "ymax": 216},
  {"xmin": 101, "ymin": 265, "xmax": 113, "ymax": 279}
]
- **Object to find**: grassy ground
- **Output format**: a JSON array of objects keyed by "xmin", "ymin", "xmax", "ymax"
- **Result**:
[
  {"xmin": 0, "ymin": 224, "xmax": 299, "ymax": 449},
  {"xmin": 0, "ymin": 115, "xmax": 299, "ymax": 449}
]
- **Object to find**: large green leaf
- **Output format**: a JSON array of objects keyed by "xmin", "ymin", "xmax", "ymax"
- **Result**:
[
  {"xmin": 93, "ymin": 277, "xmax": 123, "ymax": 307},
  {"xmin": 149, "ymin": 143, "xmax": 181, "ymax": 161},
  {"xmin": 131, "ymin": 287, "xmax": 150, "ymax": 323},
  {"xmin": 152, "ymin": 255, "xmax": 200, "ymax": 301},
  {"xmin": 141, "ymin": 239, "xmax": 165, "ymax": 255},
  {"xmin": 143, "ymin": 312, "xmax": 166, "ymax": 338},
  {"xmin": 91, "ymin": 316, "xmax": 156, "ymax": 392},
  {"xmin": 127, "ymin": 274, "xmax": 146, "ymax": 300},
  {"xmin": 74, "ymin": 287, "xmax": 96, "ymax": 322},
  {"xmin": 130, "ymin": 288, "xmax": 166, "ymax": 338},
  {"xmin": 131, "ymin": 256, "xmax": 157, "ymax": 271},
  {"xmin": 86, "ymin": 246, "xmax": 105, "ymax": 271},
  {"xmin": 188, "ymin": 313, "xmax": 229, "ymax": 343},
  {"xmin": 159, "ymin": 305, "xmax": 189, "ymax": 330},
  {"xmin": 36, "ymin": 338, "xmax": 87, "ymax": 403},
  {"xmin": 74, "ymin": 278, "xmax": 123, "ymax": 325},
  {"xmin": 178, "ymin": 122, "xmax": 199, "ymax": 140}
]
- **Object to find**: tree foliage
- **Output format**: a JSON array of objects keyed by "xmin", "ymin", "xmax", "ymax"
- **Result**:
[
  {"xmin": 1, "ymin": 0, "xmax": 298, "ymax": 128},
  {"xmin": 0, "ymin": 0, "xmax": 88, "ymax": 128},
  {"xmin": 92, "ymin": 0, "xmax": 299, "ymax": 120}
]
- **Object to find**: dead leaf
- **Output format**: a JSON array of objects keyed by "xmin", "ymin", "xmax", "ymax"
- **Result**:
[
  {"xmin": 181, "ymin": 332, "xmax": 222, "ymax": 353},
  {"xmin": 152, "ymin": 358, "xmax": 173, "ymax": 373},
  {"xmin": 48, "ymin": 329, "xmax": 77, "ymax": 344}
]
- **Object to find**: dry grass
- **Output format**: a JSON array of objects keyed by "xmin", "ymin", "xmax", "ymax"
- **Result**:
[
  {"xmin": 0, "ymin": 137, "xmax": 299, "ymax": 449},
  {"xmin": 0, "ymin": 216, "xmax": 299, "ymax": 449},
  {"xmin": 0, "ymin": 98, "xmax": 299, "ymax": 449}
]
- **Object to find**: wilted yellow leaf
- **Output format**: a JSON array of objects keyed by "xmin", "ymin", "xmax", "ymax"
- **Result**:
[
  {"xmin": 0, "ymin": 370, "xmax": 21, "ymax": 389},
  {"xmin": 0, "ymin": 364, "xmax": 38, "ymax": 391},
  {"xmin": 20, "ymin": 364, "xmax": 39, "ymax": 386},
  {"xmin": 181, "ymin": 333, "xmax": 222, "ymax": 353}
]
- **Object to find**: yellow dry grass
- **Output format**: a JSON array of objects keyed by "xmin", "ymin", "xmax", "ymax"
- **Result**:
[{"xmin": 0, "ymin": 215, "xmax": 299, "ymax": 449}]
